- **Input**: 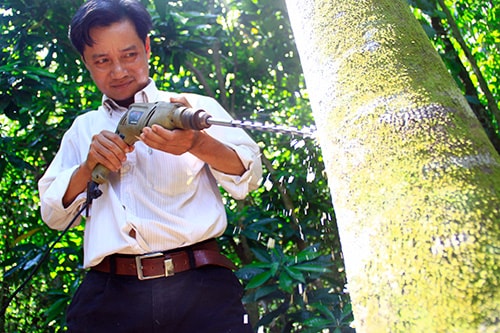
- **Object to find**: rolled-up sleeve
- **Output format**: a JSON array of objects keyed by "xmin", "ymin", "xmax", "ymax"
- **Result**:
[
  {"xmin": 187, "ymin": 94, "xmax": 263, "ymax": 199},
  {"xmin": 38, "ymin": 120, "xmax": 89, "ymax": 230},
  {"xmin": 38, "ymin": 164, "xmax": 87, "ymax": 230},
  {"xmin": 209, "ymin": 141, "xmax": 262, "ymax": 200}
]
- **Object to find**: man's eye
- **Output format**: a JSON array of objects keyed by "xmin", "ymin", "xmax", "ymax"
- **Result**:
[
  {"xmin": 95, "ymin": 59, "xmax": 109, "ymax": 65},
  {"xmin": 124, "ymin": 53, "xmax": 137, "ymax": 59}
]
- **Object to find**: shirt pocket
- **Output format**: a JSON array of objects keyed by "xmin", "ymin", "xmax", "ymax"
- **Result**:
[{"xmin": 139, "ymin": 149, "xmax": 204, "ymax": 195}]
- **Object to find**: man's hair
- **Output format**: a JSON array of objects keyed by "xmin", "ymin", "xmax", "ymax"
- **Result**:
[{"xmin": 69, "ymin": 0, "xmax": 153, "ymax": 56}]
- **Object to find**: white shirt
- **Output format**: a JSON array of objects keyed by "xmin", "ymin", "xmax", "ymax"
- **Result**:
[{"xmin": 38, "ymin": 80, "xmax": 262, "ymax": 268}]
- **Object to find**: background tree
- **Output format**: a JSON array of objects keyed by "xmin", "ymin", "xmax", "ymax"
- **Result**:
[
  {"xmin": 0, "ymin": 0, "xmax": 498, "ymax": 332},
  {"xmin": 286, "ymin": 0, "xmax": 499, "ymax": 332}
]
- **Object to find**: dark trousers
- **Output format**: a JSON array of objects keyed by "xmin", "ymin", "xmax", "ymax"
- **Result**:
[{"xmin": 66, "ymin": 266, "xmax": 253, "ymax": 333}]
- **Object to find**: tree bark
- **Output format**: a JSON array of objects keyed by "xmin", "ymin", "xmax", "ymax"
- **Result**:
[{"xmin": 285, "ymin": 0, "xmax": 500, "ymax": 332}]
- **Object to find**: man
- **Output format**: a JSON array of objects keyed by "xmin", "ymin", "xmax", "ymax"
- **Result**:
[{"xmin": 38, "ymin": 0, "xmax": 262, "ymax": 332}]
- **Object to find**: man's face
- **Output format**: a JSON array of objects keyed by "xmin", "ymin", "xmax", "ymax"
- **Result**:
[{"xmin": 82, "ymin": 19, "xmax": 151, "ymax": 104}]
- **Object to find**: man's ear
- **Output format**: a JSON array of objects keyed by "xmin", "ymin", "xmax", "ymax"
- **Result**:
[
  {"xmin": 145, "ymin": 36, "xmax": 151, "ymax": 59},
  {"xmin": 81, "ymin": 55, "xmax": 89, "ymax": 69}
]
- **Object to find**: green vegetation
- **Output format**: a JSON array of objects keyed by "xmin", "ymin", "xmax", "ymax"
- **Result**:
[{"xmin": 0, "ymin": 0, "xmax": 497, "ymax": 332}]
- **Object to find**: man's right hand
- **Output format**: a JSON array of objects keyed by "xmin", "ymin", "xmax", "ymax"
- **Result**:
[
  {"xmin": 62, "ymin": 130, "xmax": 133, "ymax": 207},
  {"xmin": 86, "ymin": 130, "xmax": 134, "ymax": 173}
]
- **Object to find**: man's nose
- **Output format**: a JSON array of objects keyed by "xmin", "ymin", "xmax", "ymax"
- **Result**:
[{"xmin": 110, "ymin": 61, "xmax": 128, "ymax": 78}]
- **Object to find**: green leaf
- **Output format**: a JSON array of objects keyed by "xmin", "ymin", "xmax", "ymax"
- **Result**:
[
  {"xmin": 44, "ymin": 297, "xmax": 69, "ymax": 323},
  {"xmin": 250, "ymin": 246, "xmax": 272, "ymax": 263},
  {"xmin": 12, "ymin": 227, "xmax": 42, "ymax": 246},
  {"xmin": 293, "ymin": 263, "xmax": 332, "ymax": 273},
  {"xmin": 254, "ymin": 285, "xmax": 279, "ymax": 300},
  {"xmin": 284, "ymin": 266, "xmax": 305, "ymax": 283},
  {"xmin": 311, "ymin": 302, "xmax": 336, "ymax": 321},
  {"xmin": 24, "ymin": 252, "xmax": 43, "ymax": 271},
  {"xmin": 269, "ymin": 261, "xmax": 280, "ymax": 275},
  {"xmin": 340, "ymin": 302, "xmax": 354, "ymax": 322},
  {"xmin": 243, "ymin": 261, "xmax": 274, "ymax": 269},
  {"xmin": 246, "ymin": 270, "xmax": 273, "ymax": 289},
  {"xmin": 293, "ymin": 245, "xmax": 322, "ymax": 263},
  {"xmin": 303, "ymin": 317, "xmax": 333, "ymax": 329},
  {"xmin": 278, "ymin": 270, "xmax": 294, "ymax": 293}
]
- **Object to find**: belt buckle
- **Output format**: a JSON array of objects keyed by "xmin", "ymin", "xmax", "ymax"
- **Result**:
[{"xmin": 135, "ymin": 252, "xmax": 175, "ymax": 280}]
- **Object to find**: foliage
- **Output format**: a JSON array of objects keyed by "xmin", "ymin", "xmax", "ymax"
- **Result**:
[
  {"xmin": 236, "ymin": 244, "xmax": 353, "ymax": 332},
  {"xmin": 0, "ymin": 0, "xmax": 497, "ymax": 332},
  {"xmin": 408, "ymin": 0, "xmax": 500, "ymax": 151}
]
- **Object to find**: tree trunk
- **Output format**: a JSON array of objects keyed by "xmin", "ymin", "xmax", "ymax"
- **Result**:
[{"xmin": 285, "ymin": 0, "xmax": 500, "ymax": 332}]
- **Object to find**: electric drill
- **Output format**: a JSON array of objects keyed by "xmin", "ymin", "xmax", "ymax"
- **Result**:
[{"xmin": 91, "ymin": 101, "xmax": 213, "ymax": 184}]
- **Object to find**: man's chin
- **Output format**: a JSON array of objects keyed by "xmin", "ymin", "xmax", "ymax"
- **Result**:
[{"xmin": 113, "ymin": 96, "xmax": 135, "ymax": 107}]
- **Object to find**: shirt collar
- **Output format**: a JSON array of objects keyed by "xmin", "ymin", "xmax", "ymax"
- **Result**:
[{"xmin": 102, "ymin": 78, "xmax": 159, "ymax": 115}]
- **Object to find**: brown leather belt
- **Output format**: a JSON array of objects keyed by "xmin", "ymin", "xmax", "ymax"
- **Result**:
[{"xmin": 92, "ymin": 239, "xmax": 236, "ymax": 280}]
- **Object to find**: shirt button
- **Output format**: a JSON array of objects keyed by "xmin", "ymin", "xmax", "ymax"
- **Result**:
[{"xmin": 121, "ymin": 163, "xmax": 131, "ymax": 173}]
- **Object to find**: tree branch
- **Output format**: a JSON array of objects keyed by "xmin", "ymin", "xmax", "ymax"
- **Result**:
[
  {"xmin": 211, "ymin": 40, "xmax": 230, "ymax": 112},
  {"xmin": 184, "ymin": 60, "xmax": 216, "ymax": 99},
  {"xmin": 261, "ymin": 154, "xmax": 307, "ymax": 250},
  {"xmin": 430, "ymin": 16, "xmax": 500, "ymax": 152},
  {"xmin": 437, "ymin": 0, "xmax": 500, "ymax": 125}
]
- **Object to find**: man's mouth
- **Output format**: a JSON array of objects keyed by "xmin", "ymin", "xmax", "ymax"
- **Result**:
[{"xmin": 111, "ymin": 80, "xmax": 133, "ymax": 89}]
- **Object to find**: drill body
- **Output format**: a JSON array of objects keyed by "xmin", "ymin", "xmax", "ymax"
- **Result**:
[{"xmin": 91, "ymin": 102, "xmax": 212, "ymax": 184}]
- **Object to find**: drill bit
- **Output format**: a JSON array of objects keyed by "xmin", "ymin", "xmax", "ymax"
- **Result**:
[{"xmin": 205, "ymin": 118, "xmax": 316, "ymax": 138}]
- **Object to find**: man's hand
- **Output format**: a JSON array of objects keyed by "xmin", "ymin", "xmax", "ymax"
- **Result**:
[
  {"xmin": 139, "ymin": 96, "xmax": 200, "ymax": 155},
  {"xmin": 87, "ymin": 130, "xmax": 134, "ymax": 172},
  {"xmin": 62, "ymin": 130, "xmax": 133, "ymax": 207},
  {"xmin": 140, "ymin": 126, "xmax": 200, "ymax": 156},
  {"xmin": 140, "ymin": 95, "xmax": 246, "ymax": 176}
]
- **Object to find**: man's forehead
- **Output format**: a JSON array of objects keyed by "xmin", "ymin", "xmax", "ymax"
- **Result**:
[{"xmin": 88, "ymin": 44, "xmax": 140, "ymax": 58}]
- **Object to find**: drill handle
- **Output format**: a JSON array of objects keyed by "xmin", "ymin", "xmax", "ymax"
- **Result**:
[{"xmin": 91, "ymin": 163, "xmax": 110, "ymax": 185}]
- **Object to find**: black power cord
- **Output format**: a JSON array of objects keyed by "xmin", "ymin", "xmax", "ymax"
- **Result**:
[{"xmin": 1, "ymin": 181, "xmax": 102, "ymax": 315}]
